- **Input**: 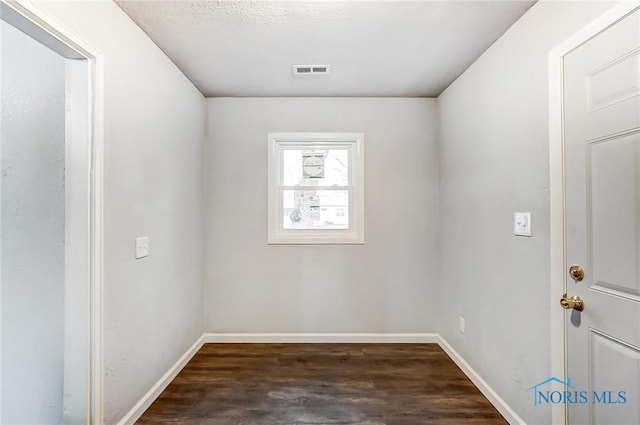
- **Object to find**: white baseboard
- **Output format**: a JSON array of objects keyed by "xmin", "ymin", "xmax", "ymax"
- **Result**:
[
  {"xmin": 117, "ymin": 333, "xmax": 522, "ymax": 425},
  {"xmin": 116, "ymin": 335, "xmax": 205, "ymax": 425},
  {"xmin": 202, "ymin": 332, "xmax": 439, "ymax": 343},
  {"xmin": 437, "ymin": 335, "xmax": 526, "ymax": 425}
]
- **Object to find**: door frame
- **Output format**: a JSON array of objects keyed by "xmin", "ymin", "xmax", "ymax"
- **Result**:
[
  {"xmin": 0, "ymin": 0, "xmax": 105, "ymax": 423},
  {"xmin": 548, "ymin": 2, "xmax": 640, "ymax": 424}
]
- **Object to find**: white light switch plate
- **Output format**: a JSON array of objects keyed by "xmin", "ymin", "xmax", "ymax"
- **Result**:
[
  {"xmin": 514, "ymin": 212, "xmax": 532, "ymax": 237},
  {"xmin": 135, "ymin": 236, "xmax": 149, "ymax": 259}
]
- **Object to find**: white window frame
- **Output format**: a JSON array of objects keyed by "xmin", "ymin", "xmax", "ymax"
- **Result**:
[{"xmin": 268, "ymin": 132, "xmax": 364, "ymax": 244}]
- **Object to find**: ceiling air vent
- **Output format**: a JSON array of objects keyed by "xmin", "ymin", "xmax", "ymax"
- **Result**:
[{"xmin": 293, "ymin": 65, "xmax": 331, "ymax": 75}]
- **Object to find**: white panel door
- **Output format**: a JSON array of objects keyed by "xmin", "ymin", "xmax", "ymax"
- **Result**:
[{"xmin": 563, "ymin": 8, "xmax": 640, "ymax": 425}]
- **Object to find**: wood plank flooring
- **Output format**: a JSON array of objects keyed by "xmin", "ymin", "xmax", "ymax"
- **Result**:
[{"xmin": 137, "ymin": 343, "xmax": 508, "ymax": 425}]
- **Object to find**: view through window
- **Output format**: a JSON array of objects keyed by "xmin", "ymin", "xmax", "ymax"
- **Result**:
[{"xmin": 268, "ymin": 133, "xmax": 364, "ymax": 244}]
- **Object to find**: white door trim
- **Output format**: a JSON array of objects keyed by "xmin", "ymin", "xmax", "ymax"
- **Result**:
[
  {"xmin": 0, "ymin": 1, "xmax": 105, "ymax": 423},
  {"xmin": 548, "ymin": 3, "xmax": 640, "ymax": 424}
]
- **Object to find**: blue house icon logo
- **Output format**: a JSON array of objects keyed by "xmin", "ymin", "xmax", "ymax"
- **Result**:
[
  {"xmin": 529, "ymin": 377, "xmax": 575, "ymax": 392},
  {"xmin": 528, "ymin": 377, "xmax": 578, "ymax": 406}
]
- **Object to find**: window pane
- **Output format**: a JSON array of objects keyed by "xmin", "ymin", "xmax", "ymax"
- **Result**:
[
  {"xmin": 282, "ymin": 149, "xmax": 349, "ymax": 186},
  {"xmin": 283, "ymin": 190, "xmax": 349, "ymax": 229}
]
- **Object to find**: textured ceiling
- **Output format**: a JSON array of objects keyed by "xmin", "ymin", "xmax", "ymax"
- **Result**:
[{"xmin": 116, "ymin": 0, "xmax": 536, "ymax": 97}]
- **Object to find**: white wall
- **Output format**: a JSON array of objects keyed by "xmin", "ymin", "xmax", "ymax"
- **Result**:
[
  {"xmin": 32, "ymin": 2, "xmax": 206, "ymax": 423},
  {"xmin": 205, "ymin": 98, "xmax": 438, "ymax": 333},
  {"xmin": 0, "ymin": 19, "xmax": 66, "ymax": 425},
  {"xmin": 437, "ymin": 1, "xmax": 618, "ymax": 423}
]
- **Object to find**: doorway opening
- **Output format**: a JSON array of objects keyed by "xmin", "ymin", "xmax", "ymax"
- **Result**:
[{"xmin": 0, "ymin": 1, "xmax": 103, "ymax": 423}]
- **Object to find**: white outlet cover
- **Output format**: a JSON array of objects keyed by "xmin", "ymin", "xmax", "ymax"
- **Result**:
[
  {"xmin": 459, "ymin": 317, "xmax": 466, "ymax": 334},
  {"xmin": 135, "ymin": 236, "xmax": 149, "ymax": 259},
  {"xmin": 514, "ymin": 212, "xmax": 532, "ymax": 237}
]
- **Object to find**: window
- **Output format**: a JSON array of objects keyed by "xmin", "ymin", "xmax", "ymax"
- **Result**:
[{"xmin": 268, "ymin": 132, "xmax": 364, "ymax": 244}]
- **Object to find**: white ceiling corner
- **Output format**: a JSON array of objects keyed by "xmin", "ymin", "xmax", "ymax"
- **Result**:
[{"xmin": 115, "ymin": 0, "xmax": 536, "ymax": 98}]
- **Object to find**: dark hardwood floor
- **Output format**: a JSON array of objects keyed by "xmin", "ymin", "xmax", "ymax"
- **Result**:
[{"xmin": 137, "ymin": 343, "xmax": 508, "ymax": 424}]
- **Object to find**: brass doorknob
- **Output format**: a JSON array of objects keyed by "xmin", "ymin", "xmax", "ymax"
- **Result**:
[
  {"xmin": 569, "ymin": 265, "xmax": 585, "ymax": 282},
  {"xmin": 560, "ymin": 293, "xmax": 584, "ymax": 312}
]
